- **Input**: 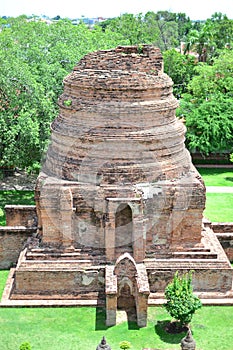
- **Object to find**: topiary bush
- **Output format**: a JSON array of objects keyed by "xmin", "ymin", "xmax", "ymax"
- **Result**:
[
  {"xmin": 119, "ymin": 340, "xmax": 131, "ymax": 349},
  {"xmin": 19, "ymin": 342, "xmax": 32, "ymax": 350},
  {"xmin": 164, "ymin": 271, "xmax": 202, "ymax": 327}
]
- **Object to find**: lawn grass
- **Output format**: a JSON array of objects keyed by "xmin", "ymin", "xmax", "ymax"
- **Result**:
[
  {"xmin": 0, "ymin": 304, "xmax": 232, "ymax": 350},
  {"xmin": 204, "ymin": 193, "xmax": 233, "ymax": 222},
  {"xmin": 0, "ymin": 272, "xmax": 232, "ymax": 350},
  {"xmin": 0, "ymin": 190, "xmax": 34, "ymax": 225},
  {"xmin": 197, "ymin": 167, "xmax": 233, "ymax": 186},
  {"xmin": 0, "ymin": 270, "xmax": 9, "ymax": 299}
]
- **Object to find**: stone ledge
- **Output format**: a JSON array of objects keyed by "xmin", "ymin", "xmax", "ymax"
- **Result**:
[{"xmin": 1, "ymin": 269, "xmax": 233, "ymax": 308}]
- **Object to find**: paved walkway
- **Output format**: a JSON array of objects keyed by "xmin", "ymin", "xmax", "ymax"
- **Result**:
[{"xmin": 206, "ymin": 186, "xmax": 233, "ymax": 193}]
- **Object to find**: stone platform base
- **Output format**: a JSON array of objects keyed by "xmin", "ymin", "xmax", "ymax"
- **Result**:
[
  {"xmin": 1, "ymin": 268, "xmax": 233, "ymax": 307},
  {"xmin": 2, "ymin": 226, "xmax": 232, "ymax": 307}
]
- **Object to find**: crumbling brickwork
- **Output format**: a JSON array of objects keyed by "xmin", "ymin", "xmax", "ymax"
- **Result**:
[
  {"xmin": 9, "ymin": 46, "xmax": 232, "ymax": 325},
  {"xmin": 36, "ymin": 45, "xmax": 205, "ymax": 259}
]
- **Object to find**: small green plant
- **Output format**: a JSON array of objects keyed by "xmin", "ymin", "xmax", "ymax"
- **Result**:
[
  {"xmin": 164, "ymin": 271, "xmax": 202, "ymax": 327},
  {"xmin": 119, "ymin": 340, "xmax": 131, "ymax": 350},
  {"xmin": 63, "ymin": 99, "xmax": 72, "ymax": 107},
  {"xmin": 137, "ymin": 44, "xmax": 143, "ymax": 54},
  {"xmin": 26, "ymin": 161, "xmax": 41, "ymax": 174},
  {"xmin": 230, "ymin": 153, "xmax": 233, "ymax": 163},
  {"xmin": 19, "ymin": 342, "xmax": 32, "ymax": 350}
]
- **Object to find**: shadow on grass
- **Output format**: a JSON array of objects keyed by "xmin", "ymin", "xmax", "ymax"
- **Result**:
[
  {"xmin": 95, "ymin": 307, "xmax": 109, "ymax": 330},
  {"xmin": 154, "ymin": 320, "xmax": 186, "ymax": 345},
  {"xmin": 95, "ymin": 293, "xmax": 109, "ymax": 330},
  {"xmin": 95, "ymin": 292, "xmax": 140, "ymax": 331},
  {"xmin": 125, "ymin": 307, "xmax": 140, "ymax": 330},
  {"xmin": 95, "ymin": 307, "xmax": 140, "ymax": 331},
  {"xmin": 225, "ymin": 177, "xmax": 233, "ymax": 182}
]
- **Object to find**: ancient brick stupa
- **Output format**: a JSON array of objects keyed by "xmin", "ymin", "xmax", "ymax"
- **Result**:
[{"xmin": 12, "ymin": 46, "xmax": 232, "ymax": 327}]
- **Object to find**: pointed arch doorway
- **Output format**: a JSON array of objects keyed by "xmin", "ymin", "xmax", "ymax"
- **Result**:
[{"xmin": 115, "ymin": 203, "xmax": 133, "ymax": 258}]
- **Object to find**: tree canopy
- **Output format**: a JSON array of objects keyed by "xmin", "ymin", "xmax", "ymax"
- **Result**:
[
  {"xmin": 0, "ymin": 17, "xmax": 127, "ymax": 170},
  {"xmin": 165, "ymin": 271, "xmax": 202, "ymax": 326},
  {"xmin": 177, "ymin": 50, "xmax": 233, "ymax": 154},
  {"xmin": 0, "ymin": 13, "xmax": 232, "ymax": 171}
]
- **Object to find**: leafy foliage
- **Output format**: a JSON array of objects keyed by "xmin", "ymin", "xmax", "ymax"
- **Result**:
[
  {"xmin": 177, "ymin": 50, "xmax": 233, "ymax": 155},
  {"xmin": 1, "ymin": 13, "xmax": 233, "ymax": 169},
  {"xmin": 164, "ymin": 271, "xmax": 202, "ymax": 326},
  {"xmin": 19, "ymin": 342, "xmax": 32, "ymax": 350},
  {"xmin": 0, "ymin": 17, "xmax": 126, "ymax": 171},
  {"xmin": 119, "ymin": 340, "xmax": 131, "ymax": 350},
  {"xmin": 184, "ymin": 13, "xmax": 233, "ymax": 62},
  {"xmin": 163, "ymin": 49, "xmax": 197, "ymax": 97}
]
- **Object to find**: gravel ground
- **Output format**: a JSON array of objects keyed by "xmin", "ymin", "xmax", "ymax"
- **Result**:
[{"xmin": 0, "ymin": 170, "xmax": 37, "ymax": 191}]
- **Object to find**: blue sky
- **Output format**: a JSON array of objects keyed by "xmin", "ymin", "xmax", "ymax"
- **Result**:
[{"xmin": 1, "ymin": 0, "xmax": 233, "ymax": 20}]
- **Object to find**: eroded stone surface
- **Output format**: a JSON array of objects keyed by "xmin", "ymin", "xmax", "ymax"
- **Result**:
[
  {"xmin": 35, "ymin": 45, "xmax": 205, "ymax": 260},
  {"xmin": 9, "ymin": 46, "xmax": 232, "ymax": 325}
]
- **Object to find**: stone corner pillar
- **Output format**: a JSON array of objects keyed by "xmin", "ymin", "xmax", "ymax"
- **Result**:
[
  {"xmin": 133, "ymin": 218, "xmax": 146, "ymax": 263},
  {"xmin": 106, "ymin": 294, "xmax": 117, "ymax": 326},
  {"xmin": 60, "ymin": 187, "xmax": 73, "ymax": 247},
  {"xmin": 105, "ymin": 266, "xmax": 117, "ymax": 326}
]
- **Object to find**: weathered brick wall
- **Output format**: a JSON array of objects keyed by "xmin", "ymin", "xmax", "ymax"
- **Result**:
[
  {"xmin": 216, "ymin": 233, "xmax": 233, "ymax": 261},
  {"xmin": 212, "ymin": 223, "xmax": 233, "ymax": 261},
  {"xmin": 77, "ymin": 45, "xmax": 163, "ymax": 75},
  {"xmin": 0, "ymin": 227, "xmax": 35, "ymax": 269},
  {"xmin": 147, "ymin": 267, "xmax": 232, "ymax": 293},
  {"xmin": 36, "ymin": 45, "xmax": 205, "ymax": 257},
  {"xmin": 212, "ymin": 222, "xmax": 233, "ymax": 233},
  {"xmin": 13, "ymin": 268, "xmax": 105, "ymax": 296},
  {"xmin": 5, "ymin": 205, "xmax": 37, "ymax": 227}
]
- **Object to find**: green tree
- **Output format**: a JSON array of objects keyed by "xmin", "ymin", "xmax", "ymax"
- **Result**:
[
  {"xmin": 175, "ymin": 12, "xmax": 192, "ymax": 42},
  {"xmin": 145, "ymin": 11, "xmax": 178, "ymax": 50},
  {"xmin": 210, "ymin": 13, "xmax": 233, "ymax": 51},
  {"xmin": 103, "ymin": 13, "xmax": 146, "ymax": 45},
  {"xmin": 119, "ymin": 341, "xmax": 131, "ymax": 350},
  {"xmin": 184, "ymin": 13, "xmax": 233, "ymax": 62},
  {"xmin": 164, "ymin": 271, "xmax": 202, "ymax": 327},
  {"xmin": 0, "ymin": 16, "xmax": 125, "ymax": 171},
  {"xmin": 184, "ymin": 22, "xmax": 216, "ymax": 63},
  {"xmin": 163, "ymin": 49, "xmax": 197, "ymax": 97},
  {"xmin": 177, "ymin": 50, "xmax": 233, "ymax": 155},
  {"xmin": 102, "ymin": 10, "xmax": 189, "ymax": 51}
]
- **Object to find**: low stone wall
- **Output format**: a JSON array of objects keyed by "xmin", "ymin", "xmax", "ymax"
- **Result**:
[
  {"xmin": 216, "ymin": 234, "xmax": 233, "ymax": 261},
  {"xmin": 148, "ymin": 267, "xmax": 232, "ymax": 293},
  {"xmin": 5, "ymin": 205, "xmax": 37, "ymax": 227},
  {"xmin": 0, "ymin": 227, "xmax": 36, "ymax": 269},
  {"xmin": 212, "ymin": 222, "xmax": 233, "ymax": 261},
  {"xmin": 212, "ymin": 222, "xmax": 233, "ymax": 233},
  {"xmin": 13, "ymin": 266, "xmax": 105, "ymax": 297}
]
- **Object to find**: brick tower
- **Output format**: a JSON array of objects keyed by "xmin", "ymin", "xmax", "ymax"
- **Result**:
[{"xmin": 11, "ymin": 46, "xmax": 232, "ymax": 327}]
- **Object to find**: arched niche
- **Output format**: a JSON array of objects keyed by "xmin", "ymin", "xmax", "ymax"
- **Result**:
[
  {"xmin": 114, "ymin": 253, "xmax": 137, "ymax": 310},
  {"xmin": 115, "ymin": 203, "xmax": 133, "ymax": 257}
]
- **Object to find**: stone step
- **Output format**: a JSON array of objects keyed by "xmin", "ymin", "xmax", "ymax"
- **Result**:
[
  {"xmin": 18, "ymin": 260, "xmax": 104, "ymax": 270},
  {"xmin": 144, "ymin": 259, "xmax": 230, "ymax": 269},
  {"xmin": 26, "ymin": 249, "xmax": 104, "ymax": 262},
  {"xmin": 173, "ymin": 252, "xmax": 218, "ymax": 259}
]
